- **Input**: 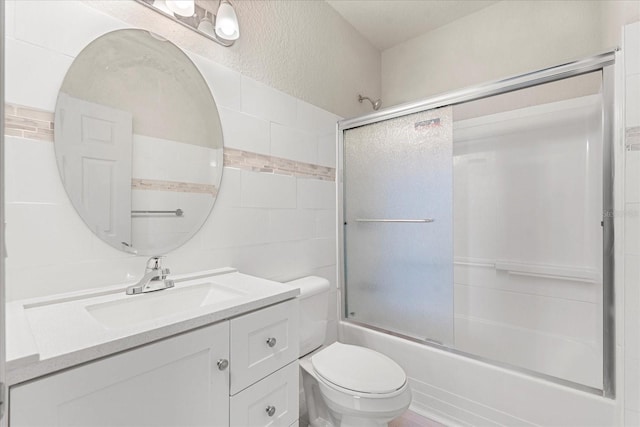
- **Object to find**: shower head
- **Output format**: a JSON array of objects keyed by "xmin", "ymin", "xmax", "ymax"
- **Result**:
[{"xmin": 358, "ymin": 94, "xmax": 381, "ymax": 111}]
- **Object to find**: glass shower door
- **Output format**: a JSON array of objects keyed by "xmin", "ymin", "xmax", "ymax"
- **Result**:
[{"xmin": 343, "ymin": 107, "xmax": 454, "ymax": 345}]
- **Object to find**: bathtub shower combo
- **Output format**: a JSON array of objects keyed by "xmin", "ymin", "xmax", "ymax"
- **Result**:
[{"xmin": 339, "ymin": 52, "xmax": 616, "ymax": 397}]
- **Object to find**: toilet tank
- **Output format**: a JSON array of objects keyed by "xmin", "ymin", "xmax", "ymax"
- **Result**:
[{"xmin": 285, "ymin": 276, "xmax": 330, "ymax": 356}]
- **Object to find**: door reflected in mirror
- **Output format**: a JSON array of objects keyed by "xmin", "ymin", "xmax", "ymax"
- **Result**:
[{"xmin": 54, "ymin": 29, "xmax": 223, "ymax": 255}]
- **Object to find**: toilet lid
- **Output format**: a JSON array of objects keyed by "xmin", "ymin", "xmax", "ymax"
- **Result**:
[{"xmin": 311, "ymin": 342, "xmax": 406, "ymax": 394}]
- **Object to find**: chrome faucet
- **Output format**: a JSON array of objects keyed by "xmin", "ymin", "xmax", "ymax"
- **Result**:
[{"xmin": 126, "ymin": 256, "xmax": 175, "ymax": 295}]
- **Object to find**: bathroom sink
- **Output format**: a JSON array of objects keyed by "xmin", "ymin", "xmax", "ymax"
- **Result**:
[{"xmin": 85, "ymin": 282, "xmax": 245, "ymax": 329}]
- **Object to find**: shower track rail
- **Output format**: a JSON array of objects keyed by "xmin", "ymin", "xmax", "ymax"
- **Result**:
[{"xmin": 337, "ymin": 48, "xmax": 618, "ymax": 399}]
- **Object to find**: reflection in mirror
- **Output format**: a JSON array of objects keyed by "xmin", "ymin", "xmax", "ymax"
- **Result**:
[{"xmin": 54, "ymin": 29, "xmax": 223, "ymax": 255}]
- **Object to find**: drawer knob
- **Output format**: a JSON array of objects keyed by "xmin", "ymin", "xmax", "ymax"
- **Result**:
[
  {"xmin": 216, "ymin": 359, "xmax": 229, "ymax": 371},
  {"xmin": 266, "ymin": 337, "xmax": 277, "ymax": 347},
  {"xmin": 265, "ymin": 405, "xmax": 276, "ymax": 417}
]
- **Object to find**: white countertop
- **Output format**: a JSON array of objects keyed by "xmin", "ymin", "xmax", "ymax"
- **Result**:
[{"xmin": 6, "ymin": 268, "xmax": 299, "ymax": 386}]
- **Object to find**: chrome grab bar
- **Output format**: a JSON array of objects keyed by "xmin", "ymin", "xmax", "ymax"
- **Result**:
[
  {"xmin": 132, "ymin": 209, "xmax": 184, "ymax": 217},
  {"xmin": 355, "ymin": 218, "xmax": 434, "ymax": 223}
]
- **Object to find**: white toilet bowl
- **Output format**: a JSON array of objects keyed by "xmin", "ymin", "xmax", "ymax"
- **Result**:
[
  {"xmin": 300, "ymin": 342, "xmax": 412, "ymax": 427},
  {"xmin": 284, "ymin": 276, "xmax": 411, "ymax": 427}
]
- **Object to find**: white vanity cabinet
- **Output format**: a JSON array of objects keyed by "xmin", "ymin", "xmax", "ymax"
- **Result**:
[
  {"xmin": 10, "ymin": 322, "xmax": 231, "ymax": 426},
  {"xmin": 230, "ymin": 299, "xmax": 299, "ymax": 426},
  {"xmin": 9, "ymin": 299, "xmax": 299, "ymax": 427}
]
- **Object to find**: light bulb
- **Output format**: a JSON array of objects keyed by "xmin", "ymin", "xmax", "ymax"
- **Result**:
[
  {"xmin": 153, "ymin": 0, "xmax": 174, "ymax": 16},
  {"xmin": 215, "ymin": 1, "xmax": 239, "ymax": 40},
  {"xmin": 166, "ymin": 0, "xmax": 195, "ymax": 17},
  {"xmin": 198, "ymin": 12, "xmax": 216, "ymax": 36}
]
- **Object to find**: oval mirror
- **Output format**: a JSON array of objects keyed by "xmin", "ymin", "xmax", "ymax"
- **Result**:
[{"xmin": 54, "ymin": 29, "xmax": 223, "ymax": 255}]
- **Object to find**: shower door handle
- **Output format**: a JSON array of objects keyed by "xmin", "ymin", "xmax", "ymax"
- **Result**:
[{"xmin": 355, "ymin": 218, "xmax": 434, "ymax": 223}]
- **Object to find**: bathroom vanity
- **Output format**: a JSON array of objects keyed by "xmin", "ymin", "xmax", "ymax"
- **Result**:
[
  {"xmin": 6, "ymin": 268, "xmax": 300, "ymax": 427},
  {"xmin": 4, "ymin": 27, "xmax": 301, "ymax": 427}
]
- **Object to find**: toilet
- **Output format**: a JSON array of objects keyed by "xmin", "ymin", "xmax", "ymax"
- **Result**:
[{"xmin": 286, "ymin": 277, "xmax": 412, "ymax": 427}]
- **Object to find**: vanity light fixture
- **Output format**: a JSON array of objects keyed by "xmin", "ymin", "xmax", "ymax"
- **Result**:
[
  {"xmin": 215, "ymin": 0, "xmax": 240, "ymax": 41},
  {"xmin": 197, "ymin": 10, "xmax": 216, "ymax": 36},
  {"xmin": 153, "ymin": 0, "xmax": 174, "ymax": 16},
  {"xmin": 136, "ymin": 0, "xmax": 240, "ymax": 47}
]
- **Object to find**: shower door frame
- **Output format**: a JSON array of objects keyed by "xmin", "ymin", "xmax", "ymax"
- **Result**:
[{"xmin": 337, "ymin": 50, "xmax": 618, "ymax": 398}]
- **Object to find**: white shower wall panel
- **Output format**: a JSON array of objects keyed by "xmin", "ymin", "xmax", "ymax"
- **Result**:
[{"xmin": 452, "ymin": 95, "xmax": 604, "ymax": 388}]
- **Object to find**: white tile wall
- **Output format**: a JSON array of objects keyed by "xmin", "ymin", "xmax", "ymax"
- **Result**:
[
  {"xmin": 317, "ymin": 132, "xmax": 337, "ymax": 168},
  {"xmin": 315, "ymin": 210, "xmax": 336, "ymax": 238},
  {"xmin": 13, "ymin": 0, "xmax": 126, "ymax": 58},
  {"xmin": 296, "ymin": 100, "xmax": 341, "ymax": 134},
  {"xmin": 297, "ymin": 179, "xmax": 336, "ymax": 210},
  {"xmin": 626, "ymin": 23, "xmax": 640, "ymax": 77},
  {"xmin": 625, "ymin": 255, "xmax": 640, "ymax": 363},
  {"xmin": 240, "ymin": 171, "xmax": 297, "ymax": 209},
  {"xmin": 217, "ymin": 107, "xmax": 271, "ymax": 155},
  {"xmin": 241, "ymin": 76, "xmax": 297, "ymax": 127},
  {"xmin": 4, "ymin": 137, "xmax": 66, "ymax": 204},
  {"xmin": 627, "ymin": 74, "xmax": 640, "ymax": 128},
  {"xmin": 5, "ymin": 0, "xmax": 15, "ymax": 39},
  {"xmin": 187, "ymin": 52, "xmax": 242, "ymax": 111},
  {"xmin": 627, "ymin": 203, "xmax": 640, "ymax": 255},
  {"xmin": 268, "ymin": 210, "xmax": 315, "ymax": 242},
  {"xmin": 4, "ymin": 38, "xmax": 73, "ymax": 111},
  {"xmin": 3, "ymin": 1, "xmax": 339, "ymax": 305},
  {"xmin": 270, "ymin": 123, "xmax": 318, "ymax": 164}
]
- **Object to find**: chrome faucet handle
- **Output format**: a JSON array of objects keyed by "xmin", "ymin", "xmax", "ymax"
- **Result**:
[
  {"xmin": 145, "ymin": 256, "xmax": 164, "ymax": 273},
  {"xmin": 125, "ymin": 256, "xmax": 173, "ymax": 295}
]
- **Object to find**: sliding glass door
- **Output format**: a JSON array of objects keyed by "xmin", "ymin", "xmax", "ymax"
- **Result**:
[
  {"xmin": 341, "ymin": 63, "xmax": 614, "ymax": 394},
  {"xmin": 343, "ymin": 107, "xmax": 454, "ymax": 345}
]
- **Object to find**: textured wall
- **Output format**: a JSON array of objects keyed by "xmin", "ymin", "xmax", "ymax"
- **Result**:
[
  {"xmin": 84, "ymin": 0, "xmax": 381, "ymax": 119},
  {"xmin": 381, "ymin": 0, "xmax": 640, "ymax": 107}
]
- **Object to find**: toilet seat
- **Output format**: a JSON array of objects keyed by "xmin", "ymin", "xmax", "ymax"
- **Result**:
[{"xmin": 311, "ymin": 342, "xmax": 407, "ymax": 396}]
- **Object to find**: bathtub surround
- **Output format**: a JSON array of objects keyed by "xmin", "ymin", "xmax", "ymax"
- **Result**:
[
  {"xmin": 452, "ymin": 90, "xmax": 604, "ymax": 389},
  {"xmin": 340, "ymin": 19, "xmax": 640, "ymax": 427},
  {"xmin": 339, "ymin": 53, "xmax": 618, "ymax": 424}
]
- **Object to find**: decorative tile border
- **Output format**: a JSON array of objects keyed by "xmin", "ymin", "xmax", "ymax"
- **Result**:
[
  {"xmin": 4, "ymin": 103, "xmax": 336, "ymax": 182},
  {"xmin": 132, "ymin": 178, "xmax": 217, "ymax": 196},
  {"xmin": 224, "ymin": 148, "xmax": 336, "ymax": 181},
  {"xmin": 4, "ymin": 103, "xmax": 54, "ymax": 141},
  {"xmin": 627, "ymin": 126, "xmax": 640, "ymax": 150}
]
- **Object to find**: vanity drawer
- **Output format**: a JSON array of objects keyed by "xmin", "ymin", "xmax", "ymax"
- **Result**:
[
  {"xmin": 230, "ymin": 298, "xmax": 299, "ymax": 394},
  {"xmin": 230, "ymin": 361, "xmax": 299, "ymax": 427}
]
